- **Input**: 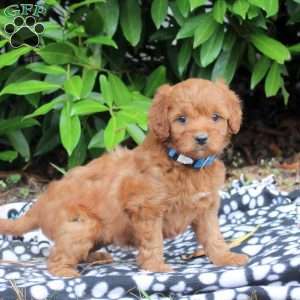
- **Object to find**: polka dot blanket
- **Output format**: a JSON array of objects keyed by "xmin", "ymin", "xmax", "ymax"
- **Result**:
[{"xmin": 0, "ymin": 175, "xmax": 300, "ymax": 300}]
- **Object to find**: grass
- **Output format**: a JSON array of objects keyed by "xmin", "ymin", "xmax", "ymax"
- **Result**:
[{"xmin": 9, "ymin": 280, "xmax": 27, "ymax": 300}]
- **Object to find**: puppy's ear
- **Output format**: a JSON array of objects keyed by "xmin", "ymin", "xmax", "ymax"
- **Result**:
[
  {"xmin": 148, "ymin": 84, "xmax": 172, "ymax": 141},
  {"xmin": 227, "ymin": 90, "xmax": 242, "ymax": 134},
  {"xmin": 217, "ymin": 80, "xmax": 242, "ymax": 134}
]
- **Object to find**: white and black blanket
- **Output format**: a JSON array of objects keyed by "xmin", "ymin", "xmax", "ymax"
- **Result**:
[{"xmin": 0, "ymin": 176, "xmax": 300, "ymax": 300}]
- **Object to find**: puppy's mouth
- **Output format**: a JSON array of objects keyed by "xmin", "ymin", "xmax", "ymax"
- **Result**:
[
  {"xmin": 189, "ymin": 143, "xmax": 219, "ymax": 159},
  {"xmin": 169, "ymin": 137, "xmax": 218, "ymax": 159},
  {"xmin": 194, "ymin": 144, "xmax": 208, "ymax": 152},
  {"xmin": 180, "ymin": 146, "xmax": 211, "ymax": 160}
]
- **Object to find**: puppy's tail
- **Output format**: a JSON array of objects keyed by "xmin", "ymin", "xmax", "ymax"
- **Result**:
[{"xmin": 0, "ymin": 202, "xmax": 40, "ymax": 236}]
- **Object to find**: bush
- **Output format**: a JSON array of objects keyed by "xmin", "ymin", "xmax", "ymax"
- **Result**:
[{"xmin": 0, "ymin": 0, "xmax": 299, "ymax": 169}]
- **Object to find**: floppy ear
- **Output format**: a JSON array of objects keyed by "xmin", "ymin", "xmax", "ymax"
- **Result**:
[
  {"xmin": 227, "ymin": 90, "xmax": 242, "ymax": 134},
  {"xmin": 148, "ymin": 84, "xmax": 172, "ymax": 141},
  {"xmin": 216, "ymin": 80, "xmax": 242, "ymax": 134}
]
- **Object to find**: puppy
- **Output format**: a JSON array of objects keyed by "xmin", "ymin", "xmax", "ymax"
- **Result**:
[{"xmin": 0, "ymin": 79, "xmax": 248, "ymax": 277}]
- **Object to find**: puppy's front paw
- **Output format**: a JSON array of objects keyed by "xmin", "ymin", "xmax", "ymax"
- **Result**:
[
  {"xmin": 141, "ymin": 262, "xmax": 173, "ymax": 273},
  {"xmin": 49, "ymin": 267, "xmax": 80, "ymax": 277},
  {"xmin": 211, "ymin": 252, "xmax": 248, "ymax": 267}
]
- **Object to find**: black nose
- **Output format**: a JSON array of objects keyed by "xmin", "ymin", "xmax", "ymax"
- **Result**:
[{"xmin": 195, "ymin": 133, "xmax": 208, "ymax": 145}]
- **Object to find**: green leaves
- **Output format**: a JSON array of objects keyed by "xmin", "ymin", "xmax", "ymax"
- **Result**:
[
  {"xmin": 0, "ymin": 47, "xmax": 31, "ymax": 69},
  {"xmin": 98, "ymin": 0, "xmax": 119, "ymax": 36},
  {"xmin": 34, "ymin": 130, "xmax": 60, "ymax": 157},
  {"xmin": 26, "ymin": 63, "xmax": 66, "ymax": 75},
  {"xmin": 71, "ymin": 100, "xmax": 108, "ymax": 116},
  {"xmin": 0, "ymin": 0, "xmax": 295, "ymax": 166},
  {"xmin": 264, "ymin": 0, "xmax": 279, "ymax": 17},
  {"xmin": 178, "ymin": 40, "xmax": 192, "ymax": 75},
  {"xmin": 223, "ymin": 31, "xmax": 236, "ymax": 51},
  {"xmin": 247, "ymin": 5, "xmax": 260, "ymax": 19},
  {"xmin": 7, "ymin": 130, "xmax": 30, "ymax": 161},
  {"xmin": 151, "ymin": 0, "xmax": 168, "ymax": 29},
  {"xmin": 176, "ymin": 0, "xmax": 190, "ymax": 17},
  {"xmin": 248, "ymin": 0, "xmax": 279, "ymax": 17},
  {"xmin": 59, "ymin": 103, "xmax": 81, "ymax": 156},
  {"xmin": 281, "ymin": 85, "xmax": 289, "ymax": 106},
  {"xmin": 88, "ymin": 130, "xmax": 104, "ymax": 149},
  {"xmin": 213, "ymin": 0, "xmax": 227, "ymax": 23},
  {"xmin": 103, "ymin": 111, "xmax": 147, "ymax": 150},
  {"xmin": 64, "ymin": 76, "xmax": 83, "ymax": 99},
  {"xmin": 0, "ymin": 80, "xmax": 60, "ymax": 96},
  {"xmin": 86, "ymin": 36, "xmax": 118, "ymax": 49},
  {"xmin": 289, "ymin": 43, "xmax": 300, "ymax": 54},
  {"xmin": 193, "ymin": 14, "xmax": 218, "ymax": 48},
  {"xmin": 37, "ymin": 43, "xmax": 74, "ymax": 64},
  {"xmin": 200, "ymin": 27, "xmax": 224, "ymax": 67},
  {"xmin": 126, "ymin": 124, "xmax": 145, "ymax": 144},
  {"xmin": 251, "ymin": 56, "xmax": 271, "ymax": 89},
  {"xmin": 0, "ymin": 117, "xmax": 38, "ymax": 135},
  {"xmin": 264, "ymin": 62, "xmax": 282, "ymax": 97},
  {"xmin": 250, "ymin": 33, "xmax": 291, "ymax": 64},
  {"xmin": 189, "ymin": 0, "xmax": 207, "ymax": 11},
  {"xmin": 25, "ymin": 95, "xmax": 66, "ymax": 119},
  {"xmin": 68, "ymin": 134, "xmax": 87, "ymax": 169},
  {"xmin": 0, "ymin": 151, "xmax": 18, "ymax": 162},
  {"xmin": 232, "ymin": 0, "xmax": 250, "ymax": 19},
  {"xmin": 176, "ymin": 15, "xmax": 203, "ymax": 39},
  {"xmin": 120, "ymin": 99, "xmax": 150, "ymax": 130},
  {"xmin": 81, "ymin": 69, "xmax": 98, "ymax": 98},
  {"xmin": 120, "ymin": 0, "xmax": 142, "ymax": 46},
  {"xmin": 0, "ymin": 40, "xmax": 8, "ymax": 48},
  {"xmin": 100, "ymin": 75, "xmax": 114, "ymax": 106},
  {"xmin": 109, "ymin": 73, "xmax": 132, "ymax": 106},
  {"xmin": 212, "ymin": 42, "xmax": 242, "ymax": 84},
  {"xmin": 104, "ymin": 115, "xmax": 125, "ymax": 151},
  {"xmin": 101, "ymin": 83, "xmax": 150, "ymax": 150},
  {"xmin": 69, "ymin": 0, "xmax": 105, "ymax": 11},
  {"xmin": 144, "ymin": 66, "xmax": 167, "ymax": 97}
]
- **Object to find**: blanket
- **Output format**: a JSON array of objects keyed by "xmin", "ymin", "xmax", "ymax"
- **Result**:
[{"xmin": 0, "ymin": 176, "xmax": 300, "ymax": 300}]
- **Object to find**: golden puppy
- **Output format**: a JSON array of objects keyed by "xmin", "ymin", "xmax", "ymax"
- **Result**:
[{"xmin": 0, "ymin": 79, "xmax": 248, "ymax": 277}]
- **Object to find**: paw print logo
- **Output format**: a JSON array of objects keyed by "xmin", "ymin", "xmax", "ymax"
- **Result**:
[{"xmin": 4, "ymin": 16, "xmax": 44, "ymax": 48}]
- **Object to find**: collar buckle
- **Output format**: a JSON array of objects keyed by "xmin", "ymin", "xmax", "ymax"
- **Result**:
[
  {"xmin": 167, "ymin": 147, "xmax": 216, "ymax": 170},
  {"xmin": 177, "ymin": 154, "xmax": 194, "ymax": 165}
]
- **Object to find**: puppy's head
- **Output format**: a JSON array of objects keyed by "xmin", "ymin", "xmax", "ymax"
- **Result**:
[{"xmin": 148, "ymin": 78, "xmax": 242, "ymax": 158}]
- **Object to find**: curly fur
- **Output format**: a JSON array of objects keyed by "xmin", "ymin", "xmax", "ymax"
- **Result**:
[{"xmin": 0, "ymin": 78, "xmax": 248, "ymax": 277}]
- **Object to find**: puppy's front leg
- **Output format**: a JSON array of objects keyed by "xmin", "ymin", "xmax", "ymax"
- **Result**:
[
  {"xmin": 132, "ymin": 216, "xmax": 172, "ymax": 272},
  {"xmin": 192, "ymin": 193, "xmax": 248, "ymax": 266}
]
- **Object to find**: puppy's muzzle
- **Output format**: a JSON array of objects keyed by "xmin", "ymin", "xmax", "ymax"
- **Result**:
[{"xmin": 195, "ymin": 133, "xmax": 208, "ymax": 145}]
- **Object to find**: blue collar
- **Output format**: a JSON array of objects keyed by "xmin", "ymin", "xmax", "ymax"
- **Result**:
[{"xmin": 167, "ymin": 147, "xmax": 216, "ymax": 169}]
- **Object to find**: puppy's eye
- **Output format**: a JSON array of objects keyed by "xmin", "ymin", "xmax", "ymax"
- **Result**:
[
  {"xmin": 176, "ymin": 116, "xmax": 187, "ymax": 124},
  {"xmin": 212, "ymin": 113, "xmax": 221, "ymax": 122}
]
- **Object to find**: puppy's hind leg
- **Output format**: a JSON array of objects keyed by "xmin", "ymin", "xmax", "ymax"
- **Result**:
[
  {"xmin": 47, "ymin": 210, "xmax": 101, "ymax": 277},
  {"xmin": 86, "ymin": 251, "xmax": 113, "ymax": 264}
]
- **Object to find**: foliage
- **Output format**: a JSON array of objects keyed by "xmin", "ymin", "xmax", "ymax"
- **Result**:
[{"xmin": 0, "ymin": 0, "xmax": 299, "ymax": 169}]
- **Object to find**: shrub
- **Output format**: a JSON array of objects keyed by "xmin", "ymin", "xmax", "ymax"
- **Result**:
[{"xmin": 0, "ymin": 0, "xmax": 299, "ymax": 169}]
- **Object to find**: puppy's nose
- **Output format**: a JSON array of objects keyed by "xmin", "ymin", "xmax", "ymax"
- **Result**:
[{"xmin": 195, "ymin": 133, "xmax": 208, "ymax": 145}]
